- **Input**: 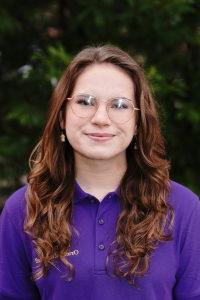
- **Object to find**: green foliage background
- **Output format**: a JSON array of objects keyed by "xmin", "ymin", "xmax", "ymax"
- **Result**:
[{"xmin": 0, "ymin": 0, "xmax": 200, "ymax": 206}]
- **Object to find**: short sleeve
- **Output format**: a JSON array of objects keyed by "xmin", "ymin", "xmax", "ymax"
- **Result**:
[
  {"xmin": 0, "ymin": 202, "xmax": 40, "ymax": 299},
  {"xmin": 173, "ymin": 196, "xmax": 200, "ymax": 299}
]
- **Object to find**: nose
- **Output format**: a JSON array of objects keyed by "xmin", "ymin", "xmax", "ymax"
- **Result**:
[{"xmin": 90, "ymin": 103, "xmax": 111, "ymax": 126}]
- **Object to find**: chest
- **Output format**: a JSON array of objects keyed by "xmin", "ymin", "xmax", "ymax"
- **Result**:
[{"xmin": 33, "ymin": 198, "xmax": 177, "ymax": 299}]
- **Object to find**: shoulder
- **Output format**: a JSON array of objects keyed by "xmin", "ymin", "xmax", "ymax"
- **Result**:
[
  {"xmin": 168, "ymin": 180, "xmax": 199, "ymax": 211},
  {"xmin": 168, "ymin": 180, "xmax": 200, "ymax": 231},
  {"xmin": 168, "ymin": 183, "xmax": 200, "ymax": 297},
  {"xmin": 1, "ymin": 185, "xmax": 28, "ymax": 224}
]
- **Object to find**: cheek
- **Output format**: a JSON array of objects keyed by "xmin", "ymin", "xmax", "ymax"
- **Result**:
[
  {"xmin": 65, "ymin": 124, "xmax": 80, "ymax": 151},
  {"xmin": 65, "ymin": 107, "xmax": 79, "ymax": 131},
  {"xmin": 64, "ymin": 111, "xmax": 76, "ymax": 140},
  {"xmin": 121, "ymin": 121, "xmax": 136, "ymax": 142},
  {"xmin": 64, "ymin": 112, "xmax": 85, "ymax": 144}
]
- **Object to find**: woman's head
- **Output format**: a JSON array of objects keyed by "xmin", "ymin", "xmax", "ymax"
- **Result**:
[
  {"xmin": 62, "ymin": 62, "xmax": 138, "ymax": 164},
  {"xmin": 41, "ymin": 44, "xmax": 162, "ymax": 172},
  {"xmin": 25, "ymin": 45, "xmax": 173, "ymax": 285}
]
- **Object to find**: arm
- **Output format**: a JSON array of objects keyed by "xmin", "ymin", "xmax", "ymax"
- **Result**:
[
  {"xmin": 0, "ymin": 205, "xmax": 40, "ymax": 300},
  {"xmin": 173, "ymin": 197, "xmax": 200, "ymax": 300}
]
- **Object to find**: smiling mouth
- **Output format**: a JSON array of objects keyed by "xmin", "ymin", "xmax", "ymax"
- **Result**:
[
  {"xmin": 86, "ymin": 133, "xmax": 115, "ymax": 137},
  {"xmin": 86, "ymin": 133, "xmax": 115, "ymax": 141}
]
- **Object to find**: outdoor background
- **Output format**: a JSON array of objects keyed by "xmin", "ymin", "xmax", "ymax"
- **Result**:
[{"xmin": 0, "ymin": 0, "xmax": 200, "ymax": 209}]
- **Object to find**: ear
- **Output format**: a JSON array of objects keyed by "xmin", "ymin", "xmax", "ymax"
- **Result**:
[{"xmin": 59, "ymin": 111, "xmax": 65, "ymax": 129}]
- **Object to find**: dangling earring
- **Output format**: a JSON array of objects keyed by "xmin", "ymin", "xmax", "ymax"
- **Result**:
[
  {"xmin": 134, "ymin": 142, "xmax": 138, "ymax": 150},
  {"xmin": 60, "ymin": 129, "xmax": 66, "ymax": 142},
  {"xmin": 133, "ymin": 136, "xmax": 138, "ymax": 150}
]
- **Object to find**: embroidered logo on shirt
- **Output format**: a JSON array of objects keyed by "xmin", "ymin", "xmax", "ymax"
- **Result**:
[
  {"xmin": 66, "ymin": 249, "xmax": 79, "ymax": 256},
  {"xmin": 35, "ymin": 249, "xmax": 79, "ymax": 263}
]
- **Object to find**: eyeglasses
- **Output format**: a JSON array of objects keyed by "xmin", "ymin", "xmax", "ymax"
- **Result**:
[{"xmin": 66, "ymin": 94, "xmax": 140, "ymax": 124}]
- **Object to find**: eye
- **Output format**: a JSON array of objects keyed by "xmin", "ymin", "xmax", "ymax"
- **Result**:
[
  {"xmin": 76, "ymin": 95, "xmax": 95, "ymax": 106},
  {"xmin": 111, "ymin": 98, "xmax": 129, "ymax": 109}
]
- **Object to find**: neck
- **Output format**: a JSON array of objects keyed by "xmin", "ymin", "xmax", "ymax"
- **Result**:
[{"xmin": 74, "ymin": 153, "xmax": 127, "ymax": 200}]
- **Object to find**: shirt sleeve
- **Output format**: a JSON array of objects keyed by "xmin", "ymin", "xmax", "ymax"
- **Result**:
[
  {"xmin": 0, "ymin": 205, "xmax": 40, "ymax": 300},
  {"xmin": 173, "ymin": 196, "xmax": 200, "ymax": 300}
]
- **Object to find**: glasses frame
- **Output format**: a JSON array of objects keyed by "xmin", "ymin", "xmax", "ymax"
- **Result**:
[{"xmin": 65, "ymin": 93, "xmax": 140, "ymax": 124}]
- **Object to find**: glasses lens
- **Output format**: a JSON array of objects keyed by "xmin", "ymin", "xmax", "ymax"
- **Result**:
[
  {"xmin": 108, "ymin": 98, "xmax": 133, "ymax": 123},
  {"xmin": 71, "ymin": 94, "xmax": 96, "ymax": 117},
  {"xmin": 70, "ymin": 95, "xmax": 135, "ymax": 123}
]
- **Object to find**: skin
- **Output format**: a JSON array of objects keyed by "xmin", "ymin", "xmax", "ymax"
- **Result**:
[{"xmin": 61, "ymin": 63, "xmax": 137, "ymax": 200}]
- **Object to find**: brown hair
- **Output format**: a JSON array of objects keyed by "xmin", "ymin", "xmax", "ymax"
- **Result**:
[{"xmin": 24, "ymin": 44, "xmax": 174, "ymax": 286}]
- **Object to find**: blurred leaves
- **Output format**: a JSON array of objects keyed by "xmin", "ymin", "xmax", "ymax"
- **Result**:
[
  {"xmin": 31, "ymin": 44, "xmax": 72, "ymax": 82},
  {"xmin": 0, "ymin": 0, "xmax": 199, "ymax": 202},
  {"xmin": 0, "ymin": 8, "xmax": 22, "ymax": 33}
]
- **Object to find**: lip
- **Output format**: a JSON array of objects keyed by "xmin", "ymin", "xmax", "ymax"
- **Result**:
[
  {"xmin": 86, "ymin": 133, "xmax": 115, "ymax": 137},
  {"xmin": 85, "ymin": 133, "xmax": 115, "ymax": 142}
]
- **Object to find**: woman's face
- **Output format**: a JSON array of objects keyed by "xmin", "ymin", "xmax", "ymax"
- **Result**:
[{"xmin": 63, "ymin": 63, "xmax": 137, "ymax": 162}]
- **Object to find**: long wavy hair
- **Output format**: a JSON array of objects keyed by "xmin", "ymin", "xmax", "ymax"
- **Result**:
[{"xmin": 24, "ymin": 44, "xmax": 174, "ymax": 286}]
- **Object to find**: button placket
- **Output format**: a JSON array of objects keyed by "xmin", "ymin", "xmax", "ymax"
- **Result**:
[
  {"xmin": 90, "ymin": 198, "xmax": 95, "ymax": 204},
  {"xmin": 94, "ymin": 201, "xmax": 108, "ymax": 273},
  {"xmin": 98, "ymin": 218, "xmax": 104, "ymax": 225},
  {"xmin": 94, "ymin": 192, "xmax": 119, "ymax": 274},
  {"xmin": 98, "ymin": 243, "xmax": 105, "ymax": 250}
]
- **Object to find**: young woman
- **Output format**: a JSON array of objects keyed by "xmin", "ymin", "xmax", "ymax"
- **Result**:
[{"xmin": 0, "ymin": 45, "xmax": 200, "ymax": 300}]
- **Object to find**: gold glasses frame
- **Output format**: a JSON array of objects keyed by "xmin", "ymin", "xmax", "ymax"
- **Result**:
[{"xmin": 65, "ymin": 93, "xmax": 140, "ymax": 124}]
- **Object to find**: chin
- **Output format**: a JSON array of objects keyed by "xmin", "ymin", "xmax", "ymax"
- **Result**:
[
  {"xmin": 76, "ymin": 149, "xmax": 115, "ymax": 160},
  {"xmin": 85, "ymin": 153, "xmax": 115, "ymax": 160}
]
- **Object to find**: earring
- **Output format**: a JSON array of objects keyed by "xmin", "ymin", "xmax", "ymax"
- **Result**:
[
  {"xmin": 134, "ymin": 142, "xmax": 138, "ymax": 150},
  {"xmin": 60, "ymin": 129, "xmax": 66, "ymax": 142}
]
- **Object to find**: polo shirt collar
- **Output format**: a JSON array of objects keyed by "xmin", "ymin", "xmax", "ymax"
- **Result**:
[{"xmin": 74, "ymin": 180, "xmax": 120, "ymax": 204}]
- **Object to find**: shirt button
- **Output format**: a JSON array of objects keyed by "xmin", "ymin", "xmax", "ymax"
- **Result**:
[
  {"xmin": 108, "ymin": 195, "xmax": 112, "ymax": 199},
  {"xmin": 90, "ymin": 198, "xmax": 95, "ymax": 203},
  {"xmin": 98, "ymin": 244, "xmax": 105, "ymax": 250},
  {"xmin": 98, "ymin": 218, "xmax": 104, "ymax": 225}
]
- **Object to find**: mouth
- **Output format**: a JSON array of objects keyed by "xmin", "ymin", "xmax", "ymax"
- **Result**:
[
  {"xmin": 87, "ymin": 133, "xmax": 115, "ymax": 137},
  {"xmin": 85, "ymin": 133, "xmax": 115, "ymax": 141}
]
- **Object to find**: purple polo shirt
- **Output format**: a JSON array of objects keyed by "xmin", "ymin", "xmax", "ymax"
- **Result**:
[{"xmin": 0, "ymin": 181, "xmax": 200, "ymax": 299}]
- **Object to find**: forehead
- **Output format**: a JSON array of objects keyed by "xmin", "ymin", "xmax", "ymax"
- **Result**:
[{"xmin": 72, "ymin": 63, "xmax": 135, "ymax": 98}]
